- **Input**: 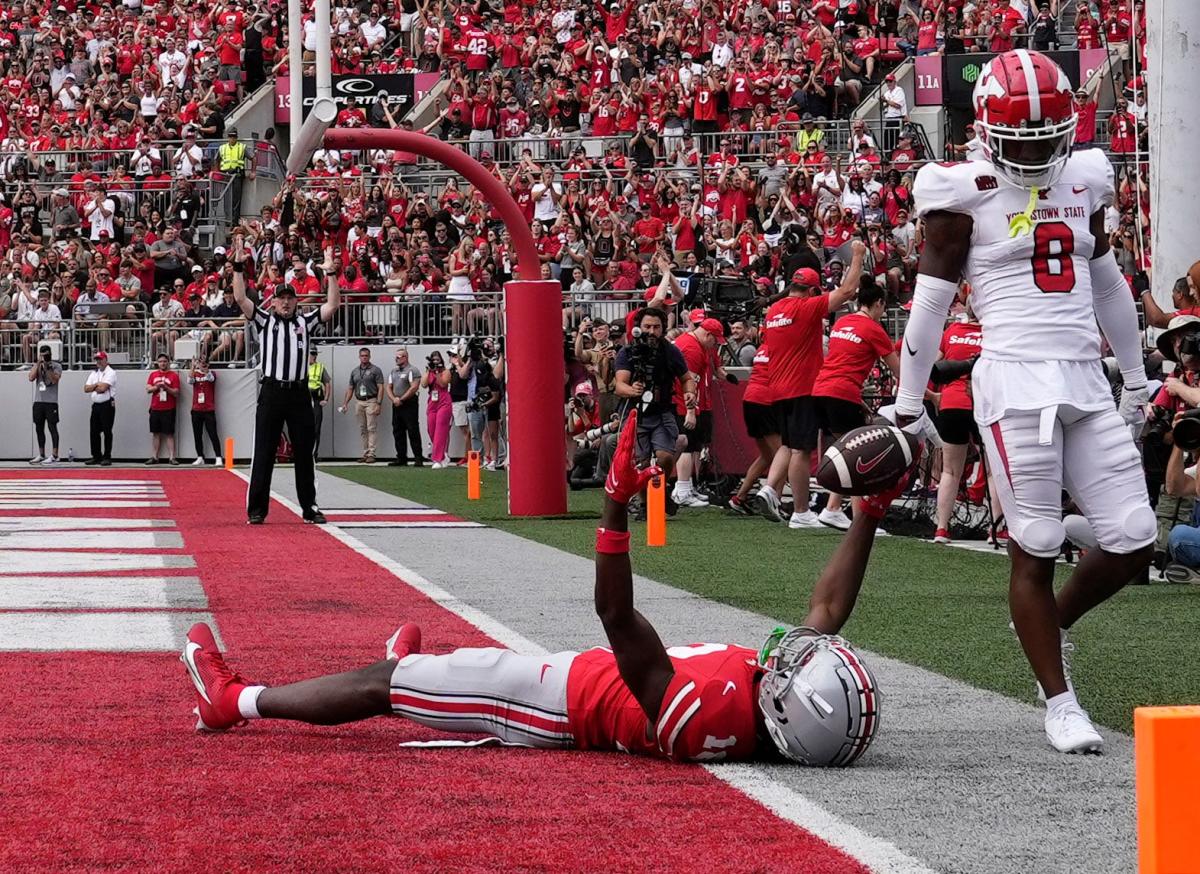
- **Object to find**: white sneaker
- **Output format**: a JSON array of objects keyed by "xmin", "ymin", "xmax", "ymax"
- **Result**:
[
  {"xmin": 750, "ymin": 489, "xmax": 783, "ymax": 523},
  {"xmin": 673, "ymin": 491, "xmax": 710, "ymax": 509},
  {"xmin": 1045, "ymin": 702, "xmax": 1103, "ymax": 754},
  {"xmin": 431, "ymin": 461, "xmax": 445, "ymax": 470},
  {"xmin": 818, "ymin": 508, "xmax": 852, "ymax": 530},
  {"xmin": 874, "ymin": 527, "xmax": 890, "ymax": 537},
  {"xmin": 43, "ymin": 456, "xmax": 58, "ymax": 465},
  {"xmin": 192, "ymin": 458, "xmax": 206, "ymax": 466},
  {"xmin": 29, "ymin": 455, "xmax": 44, "ymax": 465},
  {"xmin": 214, "ymin": 457, "xmax": 223, "ymax": 467},
  {"xmin": 788, "ymin": 510, "xmax": 824, "ymax": 529}
]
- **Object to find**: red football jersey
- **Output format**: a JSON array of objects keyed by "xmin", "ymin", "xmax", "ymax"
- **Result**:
[
  {"xmin": 566, "ymin": 643, "xmax": 761, "ymax": 762},
  {"xmin": 147, "ymin": 370, "xmax": 181, "ymax": 411},
  {"xmin": 811, "ymin": 312, "xmax": 894, "ymax": 405},
  {"xmin": 938, "ymin": 320, "xmax": 982, "ymax": 411},
  {"xmin": 765, "ymin": 294, "xmax": 829, "ymax": 400},
  {"xmin": 672, "ymin": 331, "xmax": 712, "ymax": 414},
  {"xmin": 743, "ymin": 340, "xmax": 774, "ymax": 406}
]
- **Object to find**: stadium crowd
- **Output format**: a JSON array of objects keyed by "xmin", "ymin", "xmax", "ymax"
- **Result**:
[{"xmin": 5, "ymin": 0, "xmax": 1190, "ymax": 582}]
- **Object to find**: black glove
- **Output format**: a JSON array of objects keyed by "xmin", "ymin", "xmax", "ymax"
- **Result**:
[{"xmin": 725, "ymin": 372, "xmax": 740, "ymax": 385}]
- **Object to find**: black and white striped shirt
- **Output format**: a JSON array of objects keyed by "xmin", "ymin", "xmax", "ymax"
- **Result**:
[{"xmin": 253, "ymin": 305, "xmax": 324, "ymax": 382}]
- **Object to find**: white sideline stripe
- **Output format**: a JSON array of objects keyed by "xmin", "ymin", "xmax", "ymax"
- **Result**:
[
  {"xmin": 234, "ymin": 470, "xmax": 935, "ymax": 874},
  {"xmin": 0, "ymin": 551, "xmax": 195, "ymax": 574},
  {"xmin": 0, "ymin": 611, "xmax": 214, "ymax": 651},
  {"xmin": 713, "ymin": 765, "xmax": 934, "ymax": 874},
  {"xmin": 0, "ymin": 531, "xmax": 183, "ymax": 550},
  {"xmin": 332, "ymin": 521, "xmax": 484, "ymax": 529},
  {"xmin": 0, "ymin": 500, "xmax": 169, "ymax": 509},
  {"xmin": 323, "ymin": 508, "xmax": 443, "ymax": 516},
  {"xmin": 0, "ymin": 576, "xmax": 205, "ymax": 609},
  {"xmin": 0, "ymin": 517, "xmax": 174, "ymax": 532},
  {"xmin": 0, "ymin": 486, "xmax": 165, "ymax": 493}
]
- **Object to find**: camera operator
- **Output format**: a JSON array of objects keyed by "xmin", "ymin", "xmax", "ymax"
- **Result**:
[
  {"xmin": 614, "ymin": 306, "xmax": 695, "ymax": 513},
  {"xmin": 28, "ymin": 344, "xmax": 63, "ymax": 464},
  {"xmin": 459, "ymin": 337, "xmax": 500, "ymax": 462},
  {"xmin": 671, "ymin": 318, "xmax": 734, "ymax": 508},
  {"xmin": 566, "ymin": 381, "xmax": 621, "ymax": 490}
]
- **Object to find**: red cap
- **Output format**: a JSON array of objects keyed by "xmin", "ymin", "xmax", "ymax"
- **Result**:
[
  {"xmin": 688, "ymin": 307, "xmax": 706, "ymax": 323},
  {"xmin": 700, "ymin": 318, "xmax": 726, "ymax": 342},
  {"xmin": 791, "ymin": 267, "xmax": 821, "ymax": 288},
  {"xmin": 94, "ymin": 350, "xmax": 108, "ymax": 360}
]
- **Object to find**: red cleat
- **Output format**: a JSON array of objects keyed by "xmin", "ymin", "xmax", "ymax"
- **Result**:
[
  {"xmin": 384, "ymin": 622, "xmax": 423, "ymax": 660},
  {"xmin": 180, "ymin": 622, "xmax": 249, "ymax": 732}
]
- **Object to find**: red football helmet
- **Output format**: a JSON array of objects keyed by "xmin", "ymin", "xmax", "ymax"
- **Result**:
[{"xmin": 972, "ymin": 49, "xmax": 1077, "ymax": 189}]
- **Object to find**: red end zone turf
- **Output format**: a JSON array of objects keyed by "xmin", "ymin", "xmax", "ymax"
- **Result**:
[{"xmin": 0, "ymin": 471, "xmax": 868, "ymax": 873}]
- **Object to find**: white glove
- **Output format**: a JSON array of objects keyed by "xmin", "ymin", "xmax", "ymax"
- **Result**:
[
  {"xmin": 1118, "ymin": 384, "xmax": 1149, "ymax": 431},
  {"xmin": 877, "ymin": 404, "xmax": 943, "ymax": 450}
]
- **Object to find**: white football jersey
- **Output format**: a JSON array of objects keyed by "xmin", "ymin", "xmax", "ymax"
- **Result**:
[
  {"xmin": 914, "ymin": 149, "xmax": 1114, "ymax": 362},
  {"xmin": 914, "ymin": 149, "xmax": 1117, "ymax": 423}
]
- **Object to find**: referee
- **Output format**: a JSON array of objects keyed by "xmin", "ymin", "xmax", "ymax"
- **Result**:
[{"xmin": 231, "ymin": 242, "xmax": 339, "ymax": 525}]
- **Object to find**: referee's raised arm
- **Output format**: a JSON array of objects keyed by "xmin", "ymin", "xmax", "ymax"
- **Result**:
[{"xmin": 230, "ymin": 239, "xmax": 256, "ymax": 319}]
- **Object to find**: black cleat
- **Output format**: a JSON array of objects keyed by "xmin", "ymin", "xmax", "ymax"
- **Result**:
[
  {"xmin": 247, "ymin": 514, "xmax": 266, "ymax": 525},
  {"xmin": 304, "ymin": 511, "xmax": 328, "ymax": 525}
]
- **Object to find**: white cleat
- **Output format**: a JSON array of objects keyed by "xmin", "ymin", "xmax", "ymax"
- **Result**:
[
  {"xmin": 818, "ymin": 508, "xmax": 852, "ymax": 530},
  {"xmin": 788, "ymin": 510, "xmax": 825, "ymax": 529},
  {"xmin": 1045, "ymin": 702, "xmax": 1104, "ymax": 754}
]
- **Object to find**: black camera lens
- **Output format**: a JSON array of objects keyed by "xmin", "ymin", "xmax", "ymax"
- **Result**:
[{"xmin": 1173, "ymin": 408, "xmax": 1200, "ymax": 452}]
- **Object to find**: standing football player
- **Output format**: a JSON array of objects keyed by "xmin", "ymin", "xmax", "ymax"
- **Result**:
[
  {"xmin": 181, "ymin": 411, "xmax": 880, "ymax": 767},
  {"xmin": 894, "ymin": 50, "xmax": 1153, "ymax": 753}
]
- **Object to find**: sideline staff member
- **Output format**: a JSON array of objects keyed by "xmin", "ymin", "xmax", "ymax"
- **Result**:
[
  {"xmin": 232, "ymin": 243, "xmax": 339, "ymax": 524},
  {"xmin": 84, "ymin": 350, "xmax": 117, "ymax": 465},
  {"xmin": 307, "ymin": 348, "xmax": 332, "ymax": 461}
]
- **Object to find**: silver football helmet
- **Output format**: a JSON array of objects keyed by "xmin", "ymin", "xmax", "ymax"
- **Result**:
[{"xmin": 757, "ymin": 627, "xmax": 880, "ymax": 766}]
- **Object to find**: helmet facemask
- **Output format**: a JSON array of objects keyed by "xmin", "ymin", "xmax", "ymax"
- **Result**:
[
  {"xmin": 756, "ymin": 627, "xmax": 880, "ymax": 766},
  {"xmin": 977, "ymin": 114, "xmax": 1077, "ymax": 190}
]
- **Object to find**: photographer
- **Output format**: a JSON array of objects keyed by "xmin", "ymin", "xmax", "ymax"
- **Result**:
[
  {"xmin": 671, "ymin": 318, "xmax": 732, "ymax": 509},
  {"xmin": 28, "ymin": 345, "xmax": 63, "ymax": 464},
  {"xmin": 424, "ymin": 351, "xmax": 453, "ymax": 469},
  {"xmin": 613, "ymin": 306, "xmax": 695, "ymax": 511}
]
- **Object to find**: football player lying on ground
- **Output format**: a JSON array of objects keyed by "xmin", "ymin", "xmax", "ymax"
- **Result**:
[{"xmin": 181, "ymin": 410, "xmax": 881, "ymax": 765}]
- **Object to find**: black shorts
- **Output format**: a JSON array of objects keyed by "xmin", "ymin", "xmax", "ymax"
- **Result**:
[
  {"xmin": 149, "ymin": 408, "xmax": 177, "ymax": 435},
  {"xmin": 814, "ymin": 396, "xmax": 869, "ymax": 438},
  {"xmin": 775, "ymin": 396, "xmax": 820, "ymax": 451},
  {"xmin": 742, "ymin": 400, "xmax": 778, "ymax": 440},
  {"xmin": 675, "ymin": 410, "xmax": 713, "ymax": 453},
  {"xmin": 936, "ymin": 408, "xmax": 979, "ymax": 446}
]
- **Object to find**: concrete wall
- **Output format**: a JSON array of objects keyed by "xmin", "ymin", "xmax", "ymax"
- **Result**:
[{"xmin": 0, "ymin": 344, "xmax": 490, "ymax": 462}]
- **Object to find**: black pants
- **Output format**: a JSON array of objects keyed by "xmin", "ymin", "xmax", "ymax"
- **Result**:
[
  {"xmin": 311, "ymin": 391, "xmax": 325, "ymax": 458},
  {"xmin": 192, "ymin": 410, "xmax": 220, "ymax": 459},
  {"xmin": 247, "ymin": 382, "xmax": 317, "ymax": 520},
  {"xmin": 90, "ymin": 400, "xmax": 115, "ymax": 461},
  {"xmin": 226, "ymin": 171, "xmax": 245, "ymax": 223},
  {"xmin": 33, "ymin": 402, "xmax": 60, "ymax": 454},
  {"xmin": 392, "ymin": 401, "xmax": 424, "ymax": 464}
]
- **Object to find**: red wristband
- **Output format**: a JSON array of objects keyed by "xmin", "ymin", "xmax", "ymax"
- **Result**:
[{"xmin": 595, "ymin": 527, "xmax": 631, "ymax": 554}]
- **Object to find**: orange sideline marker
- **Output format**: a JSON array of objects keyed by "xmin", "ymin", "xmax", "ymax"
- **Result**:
[
  {"xmin": 224, "ymin": 437, "xmax": 234, "ymax": 470},
  {"xmin": 646, "ymin": 476, "xmax": 666, "ymax": 547},
  {"xmin": 1135, "ymin": 705, "xmax": 1200, "ymax": 874},
  {"xmin": 467, "ymin": 451, "xmax": 481, "ymax": 500}
]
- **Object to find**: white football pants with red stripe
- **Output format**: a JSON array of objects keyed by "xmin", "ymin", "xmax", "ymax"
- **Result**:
[
  {"xmin": 389, "ymin": 648, "xmax": 577, "ymax": 748},
  {"xmin": 979, "ymin": 403, "xmax": 1156, "ymax": 558}
]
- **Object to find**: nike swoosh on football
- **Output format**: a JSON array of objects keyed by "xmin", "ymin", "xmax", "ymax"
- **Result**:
[
  {"xmin": 183, "ymin": 642, "xmax": 212, "ymax": 704},
  {"xmin": 904, "ymin": 337, "xmax": 918, "ymax": 357},
  {"xmin": 855, "ymin": 446, "xmax": 894, "ymax": 475}
]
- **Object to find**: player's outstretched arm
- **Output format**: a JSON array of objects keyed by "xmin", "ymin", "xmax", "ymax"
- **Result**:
[
  {"xmin": 895, "ymin": 210, "xmax": 972, "ymax": 419},
  {"xmin": 595, "ymin": 412, "xmax": 675, "ymax": 722}
]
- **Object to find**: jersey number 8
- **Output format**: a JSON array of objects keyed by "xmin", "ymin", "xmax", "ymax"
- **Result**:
[{"xmin": 1032, "ymin": 222, "xmax": 1075, "ymax": 293}]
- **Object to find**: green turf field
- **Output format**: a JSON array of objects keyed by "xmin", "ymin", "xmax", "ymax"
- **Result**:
[{"xmin": 329, "ymin": 465, "xmax": 1200, "ymax": 732}]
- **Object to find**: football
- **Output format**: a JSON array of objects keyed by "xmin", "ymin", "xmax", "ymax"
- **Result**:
[{"xmin": 816, "ymin": 425, "xmax": 919, "ymax": 497}]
